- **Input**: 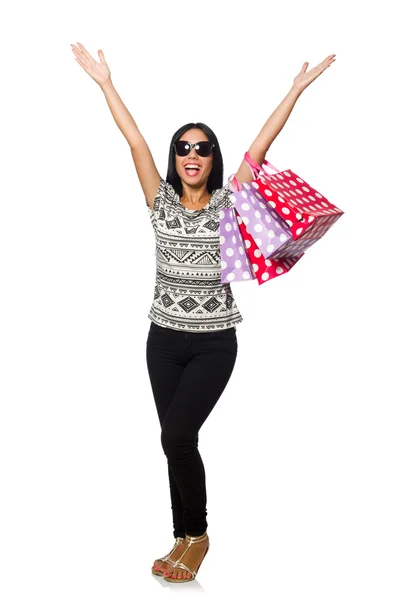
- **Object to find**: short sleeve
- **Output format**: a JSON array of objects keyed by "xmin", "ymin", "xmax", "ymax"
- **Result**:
[
  {"xmin": 146, "ymin": 177, "xmax": 177, "ymax": 229},
  {"xmin": 213, "ymin": 183, "xmax": 233, "ymax": 211}
]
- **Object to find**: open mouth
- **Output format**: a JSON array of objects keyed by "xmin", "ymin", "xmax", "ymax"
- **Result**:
[{"xmin": 184, "ymin": 164, "xmax": 201, "ymax": 177}]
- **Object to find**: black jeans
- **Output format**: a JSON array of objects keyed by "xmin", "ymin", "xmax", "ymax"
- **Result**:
[{"xmin": 146, "ymin": 321, "xmax": 238, "ymax": 537}]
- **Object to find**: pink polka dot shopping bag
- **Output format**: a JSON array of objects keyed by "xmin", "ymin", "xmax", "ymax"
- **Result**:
[{"xmin": 220, "ymin": 152, "xmax": 344, "ymax": 285}]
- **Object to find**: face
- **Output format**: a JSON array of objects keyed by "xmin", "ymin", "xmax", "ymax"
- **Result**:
[{"xmin": 174, "ymin": 128, "xmax": 214, "ymax": 190}]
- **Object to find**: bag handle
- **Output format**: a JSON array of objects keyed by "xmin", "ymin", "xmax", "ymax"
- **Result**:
[
  {"xmin": 228, "ymin": 174, "xmax": 242, "ymax": 192},
  {"xmin": 229, "ymin": 154, "xmax": 305, "ymax": 225},
  {"xmin": 230, "ymin": 152, "xmax": 281, "ymax": 190},
  {"xmin": 244, "ymin": 151, "xmax": 281, "ymax": 178}
]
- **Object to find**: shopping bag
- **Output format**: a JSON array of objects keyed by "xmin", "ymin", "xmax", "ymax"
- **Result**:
[
  {"xmin": 226, "ymin": 172, "xmax": 292, "ymax": 259},
  {"xmin": 238, "ymin": 217, "xmax": 304, "ymax": 284},
  {"xmin": 227, "ymin": 173, "xmax": 303, "ymax": 285},
  {"xmin": 219, "ymin": 204, "xmax": 255, "ymax": 283},
  {"xmin": 242, "ymin": 152, "xmax": 344, "ymax": 252}
]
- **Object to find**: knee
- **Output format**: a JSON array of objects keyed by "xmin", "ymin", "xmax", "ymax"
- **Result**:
[{"xmin": 161, "ymin": 428, "xmax": 195, "ymax": 460}]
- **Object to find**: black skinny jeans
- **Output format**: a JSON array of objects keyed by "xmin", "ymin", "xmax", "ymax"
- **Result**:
[{"xmin": 146, "ymin": 321, "xmax": 238, "ymax": 537}]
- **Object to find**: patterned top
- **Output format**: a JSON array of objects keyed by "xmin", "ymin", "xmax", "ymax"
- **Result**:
[{"xmin": 145, "ymin": 177, "xmax": 244, "ymax": 332}]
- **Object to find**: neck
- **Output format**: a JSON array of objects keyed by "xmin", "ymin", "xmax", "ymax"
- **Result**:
[{"xmin": 180, "ymin": 184, "xmax": 210, "ymax": 205}]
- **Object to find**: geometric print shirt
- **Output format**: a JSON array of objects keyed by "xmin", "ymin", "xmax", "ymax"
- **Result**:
[{"xmin": 145, "ymin": 177, "xmax": 244, "ymax": 332}]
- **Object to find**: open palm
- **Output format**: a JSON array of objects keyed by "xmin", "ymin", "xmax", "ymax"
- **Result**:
[
  {"xmin": 293, "ymin": 54, "xmax": 336, "ymax": 92},
  {"xmin": 71, "ymin": 42, "xmax": 111, "ymax": 87}
]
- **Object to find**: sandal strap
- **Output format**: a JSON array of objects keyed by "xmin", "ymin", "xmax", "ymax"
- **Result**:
[
  {"xmin": 172, "ymin": 559, "xmax": 196, "ymax": 578},
  {"xmin": 185, "ymin": 532, "xmax": 208, "ymax": 544},
  {"xmin": 158, "ymin": 536, "xmax": 184, "ymax": 562},
  {"xmin": 171, "ymin": 531, "xmax": 208, "ymax": 573}
]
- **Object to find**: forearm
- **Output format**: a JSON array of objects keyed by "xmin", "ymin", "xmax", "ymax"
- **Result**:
[
  {"xmin": 248, "ymin": 85, "xmax": 302, "ymax": 159},
  {"xmin": 100, "ymin": 79, "xmax": 143, "ymax": 149}
]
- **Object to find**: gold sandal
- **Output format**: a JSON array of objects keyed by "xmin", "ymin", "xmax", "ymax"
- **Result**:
[
  {"xmin": 163, "ymin": 531, "xmax": 209, "ymax": 583},
  {"xmin": 151, "ymin": 536, "xmax": 185, "ymax": 576}
]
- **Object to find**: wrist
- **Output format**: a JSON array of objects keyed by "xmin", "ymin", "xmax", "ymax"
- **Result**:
[
  {"xmin": 290, "ymin": 84, "xmax": 303, "ymax": 97},
  {"xmin": 100, "ymin": 78, "xmax": 114, "ymax": 92}
]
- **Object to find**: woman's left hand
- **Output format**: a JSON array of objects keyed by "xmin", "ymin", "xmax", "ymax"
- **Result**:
[{"xmin": 293, "ymin": 54, "xmax": 336, "ymax": 93}]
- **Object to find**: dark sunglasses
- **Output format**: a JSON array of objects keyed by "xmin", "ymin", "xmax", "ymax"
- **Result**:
[{"xmin": 173, "ymin": 140, "xmax": 215, "ymax": 157}]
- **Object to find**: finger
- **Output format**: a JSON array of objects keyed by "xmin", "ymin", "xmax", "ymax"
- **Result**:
[
  {"xmin": 74, "ymin": 56, "xmax": 87, "ymax": 70},
  {"xmin": 76, "ymin": 42, "xmax": 93, "ymax": 60},
  {"xmin": 71, "ymin": 44, "xmax": 83, "ymax": 57},
  {"xmin": 324, "ymin": 58, "xmax": 336, "ymax": 68},
  {"xmin": 317, "ymin": 60, "xmax": 330, "ymax": 71},
  {"xmin": 71, "ymin": 46, "xmax": 91, "ymax": 70},
  {"xmin": 71, "ymin": 47, "xmax": 88, "ymax": 67},
  {"xmin": 71, "ymin": 46, "xmax": 83, "ymax": 58},
  {"xmin": 319, "ymin": 55, "xmax": 331, "ymax": 66},
  {"xmin": 74, "ymin": 51, "xmax": 90, "ymax": 70},
  {"xmin": 98, "ymin": 49, "xmax": 106, "ymax": 63}
]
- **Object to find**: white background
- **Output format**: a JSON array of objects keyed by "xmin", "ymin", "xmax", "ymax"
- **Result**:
[{"xmin": 1, "ymin": 0, "xmax": 396, "ymax": 598}]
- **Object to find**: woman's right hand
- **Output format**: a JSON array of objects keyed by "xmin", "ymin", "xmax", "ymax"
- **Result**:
[{"xmin": 71, "ymin": 42, "xmax": 111, "ymax": 88}]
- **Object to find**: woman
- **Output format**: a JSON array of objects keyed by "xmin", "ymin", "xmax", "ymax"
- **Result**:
[{"xmin": 71, "ymin": 42, "xmax": 335, "ymax": 583}]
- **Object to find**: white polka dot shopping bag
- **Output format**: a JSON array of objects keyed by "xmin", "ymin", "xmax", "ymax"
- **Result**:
[
  {"xmin": 222, "ymin": 151, "xmax": 344, "ymax": 285},
  {"xmin": 221, "ymin": 168, "xmax": 305, "ymax": 285},
  {"xmin": 219, "ymin": 180, "xmax": 301, "ymax": 285},
  {"xmin": 237, "ymin": 216, "xmax": 304, "ymax": 284},
  {"xmin": 227, "ymin": 173, "xmax": 293, "ymax": 259},
  {"xmin": 219, "ymin": 204, "xmax": 256, "ymax": 283},
  {"xmin": 242, "ymin": 151, "xmax": 344, "ymax": 249}
]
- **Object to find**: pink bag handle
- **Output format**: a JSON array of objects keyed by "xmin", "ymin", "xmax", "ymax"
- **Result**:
[
  {"xmin": 229, "ymin": 174, "xmax": 242, "ymax": 192},
  {"xmin": 243, "ymin": 151, "xmax": 280, "ymax": 179},
  {"xmin": 230, "ymin": 152, "xmax": 281, "ymax": 191},
  {"xmin": 243, "ymin": 152, "xmax": 305, "ymax": 224}
]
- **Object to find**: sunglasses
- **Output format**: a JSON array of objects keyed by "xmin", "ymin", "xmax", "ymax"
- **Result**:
[{"xmin": 173, "ymin": 140, "xmax": 215, "ymax": 157}]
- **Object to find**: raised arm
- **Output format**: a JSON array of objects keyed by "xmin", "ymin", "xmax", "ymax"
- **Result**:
[
  {"xmin": 100, "ymin": 80, "xmax": 160, "ymax": 209},
  {"xmin": 234, "ymin": 54, "xmax": 336, "ymax": 184},
  {"xmin": 71, "ymin": 42, "xmax": 160, "ymax": 209}
]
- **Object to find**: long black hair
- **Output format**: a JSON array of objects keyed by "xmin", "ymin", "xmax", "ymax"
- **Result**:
[{"xmin": 165, "ymin": 122, "xmax": 224, "ymax": 197}]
